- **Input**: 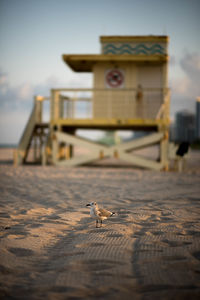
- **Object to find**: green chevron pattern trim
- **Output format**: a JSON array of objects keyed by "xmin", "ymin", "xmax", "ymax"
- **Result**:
[{"xmin": 103, "ymin": 43, "xmax": 166, "ymax": 55}]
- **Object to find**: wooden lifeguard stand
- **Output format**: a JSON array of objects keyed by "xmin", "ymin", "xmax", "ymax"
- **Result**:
[{"xmin": 15, "ymin": 35, "xmax": 170, "ymax": 170}]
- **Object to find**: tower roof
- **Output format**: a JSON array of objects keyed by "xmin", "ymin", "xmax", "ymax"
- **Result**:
[
  {"xmin": 62, "ymin": 54, "xmax": 168, "ymax": 72},
  {"xmin": 62, "ymin": 35, "xmax": 169, "ymax": 72},
  {"xmin": 100, "ymin": 35, "xmax": 169, "ymax": 43}
]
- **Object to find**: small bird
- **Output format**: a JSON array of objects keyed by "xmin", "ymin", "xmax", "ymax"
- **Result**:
[{"xmin": 86, "ymin": 202, "xmax": 115, "ymax": 228}]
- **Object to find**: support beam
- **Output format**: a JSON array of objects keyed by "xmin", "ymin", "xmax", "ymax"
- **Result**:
[
  {"xmin": 56, "ymin": 153, "xmax": 100, "ymax": 167},
  {"xmin": 56, "ymin": 131, "xmax": 107, "ymax": 153},
  {"xmin": 116, "ymin": 132, "xmax": 164, "ymax": 152},
  {"xmin": 53, "ymin": 131, "xmax": 167, "ymax": 170},
  {"xmin": 52, "ymin": 135, "xmax": 59, "ymax": 164},
  {"xmin": 160, "ymin": 131, "xmax": 169, "ymax": 171},
  {"xmin": 119, "ymin": 151, "xmax": 163, "ymax": 171},
  {"xmin": 42, "ymin": 147, "xmax": 47, "ymax": 166}
]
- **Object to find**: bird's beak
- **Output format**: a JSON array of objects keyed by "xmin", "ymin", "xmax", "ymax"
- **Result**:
[{"xmin": 86, "ymin": 203, "xmax": 91, "ymax": 207}]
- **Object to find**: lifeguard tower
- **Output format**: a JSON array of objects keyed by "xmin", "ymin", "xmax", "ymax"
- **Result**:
[{"xmin": 15, "ymin": 35, "xmax": 170, "ymax": 170}]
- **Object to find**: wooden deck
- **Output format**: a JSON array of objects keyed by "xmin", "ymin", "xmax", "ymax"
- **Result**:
[{"xmin": 51, "ymin": 118, "xmax": 168, "ymax": 131}]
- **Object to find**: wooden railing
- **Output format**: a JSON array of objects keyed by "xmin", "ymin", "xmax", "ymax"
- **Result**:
[{"xmin": 50, "ymin": 88, "xmax": 170, "ymax": 122}]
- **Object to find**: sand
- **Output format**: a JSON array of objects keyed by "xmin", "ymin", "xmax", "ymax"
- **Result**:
[{"xmin": 0, "ymin": 148, "xmax": 200, "ymax": 299}]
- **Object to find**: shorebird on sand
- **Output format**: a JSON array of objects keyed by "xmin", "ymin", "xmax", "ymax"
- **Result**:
[{"xmin": 86, "ymin": 202, "xmax": 115, "ymax": 228}]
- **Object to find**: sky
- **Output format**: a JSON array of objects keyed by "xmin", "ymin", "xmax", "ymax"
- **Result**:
[{"xmin": 0, "ymin": 0, "xmax": 200, "ymax": 144}]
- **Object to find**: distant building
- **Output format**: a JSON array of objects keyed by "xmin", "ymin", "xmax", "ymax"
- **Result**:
[
  {"xmin": 196, "ymin": 97, "xmax": 200, "ymax": 140},
  {"xmin": 174, "ymin": 110, "xmax": 195, "ymax": 143},
  {"xmin": 169, "ymin": 123, "xmax": 176, "ymax": 142}
]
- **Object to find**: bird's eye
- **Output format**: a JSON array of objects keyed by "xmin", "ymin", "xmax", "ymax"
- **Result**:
[{"xmin": 91, "ymin": 202, "xmax": 94, "ymax": 205}]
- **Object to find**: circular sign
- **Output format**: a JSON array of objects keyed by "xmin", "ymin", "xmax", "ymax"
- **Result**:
[{"xmin": 105, "ymin": 69, "xmax": 124, "ymax": 88}]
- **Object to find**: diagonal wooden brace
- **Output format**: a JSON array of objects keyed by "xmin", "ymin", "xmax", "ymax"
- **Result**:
[
  {"xmin": 113, "ymin": 132, "xmax": 164, "ymax": 152},
  {"xmin": 54, "ymin": 131, "xmax": 166, "ymax": 170}
]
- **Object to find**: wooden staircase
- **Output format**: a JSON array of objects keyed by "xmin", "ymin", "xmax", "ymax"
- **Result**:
[{"xmin": 15, "ymin": 96, "xmax": 49, "ymax": 165}]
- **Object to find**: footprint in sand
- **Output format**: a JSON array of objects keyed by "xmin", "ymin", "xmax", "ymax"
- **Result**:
[{"xmin": 8, "ymin": 247, "xmax": 34, "ymax": 257}]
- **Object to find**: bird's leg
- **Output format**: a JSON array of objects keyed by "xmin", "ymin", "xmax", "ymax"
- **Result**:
[
  {"xmin": 100, "ymin": 220, "xmax": 102, "ymax": 227},
  {"xmin": 96, "ymin": 220, "xmax": 99, "ymax": 228}
]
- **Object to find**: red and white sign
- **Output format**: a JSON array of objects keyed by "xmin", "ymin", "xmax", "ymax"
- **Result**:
[{"xmin": 105, "ymin": 69, "xmax": 125, "ymax": 88}]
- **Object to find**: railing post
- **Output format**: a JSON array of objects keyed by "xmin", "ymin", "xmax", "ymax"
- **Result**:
[
  {"xmin": 42, "ymin": 146, "xmax": 47, "ymax": 166},
  {"xmin": 59, "ymin": 97, "xmax": 64, "ymax": 119},
  {"xmin": 160, "ymin": 130, "xmax": 169, "ymax": 171},
  {"xmin": 161, "ymin": 88, "xmax": 169, "ymax": 122},
  {"xmin": 34, "ymin": 96, "xmax": 43, "ymax": 123},
  {"xmin": 52, "ymin": 133, "xmax": 58, "ymax": 165},
  {"xmin": 51, "ymin": 90, "xmax": 60, "ymax": 121}
]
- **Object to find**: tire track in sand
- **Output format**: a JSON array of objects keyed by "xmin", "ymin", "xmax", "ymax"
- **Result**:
[{"xmin": 25, "ymin": 215, "xmax": 139, "ymax": 299}]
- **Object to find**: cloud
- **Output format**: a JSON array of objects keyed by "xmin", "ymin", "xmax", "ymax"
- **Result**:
[
  {"xmin": 0, "ymin": 69, "xmax": 35, "ymax": 111},
  {"xmin": 180, "ymin": 52, "xmax": 200, "ymax": 83},
  {"xmin": 171, "ymin": 76, "xmax": 190, "ymax": 95},
  {"xmin": 0, "ymin": 73, "xmax": 34, "ymax": 143},
  {"xmin": 171, "ymin": 52, "xmax": 200, "ymax": 99},
  {"xmin": 0, "ymin": 110, "xmax": 30, "ymax": 144},
  {"xmin": 0, "ymin": 72, "xmax": 90, "ymax": 111},
  {"xmin": 0, "ymin": 73, "xmax": 8, "ymax": 86},
  {"xmin": 169, "ymin": 55, "xmax": 176, "ymax": 66},
  {"xmin": 170, "ymin": 52, "xmax": 200, "ymax": 120},
  {"xmin": 0, "ymin": 69, "xmax": 92, "ymax": 143},
  {"xmin": 17, "ymin": 83, "xmax": 33, "ymax": 100},
  {"xmin": 0, "ymin": 70, "xmax": 9, "ymax": 95}
]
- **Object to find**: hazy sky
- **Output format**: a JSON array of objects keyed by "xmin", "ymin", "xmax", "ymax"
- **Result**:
[{"xmin": 0, "ymin": 0, "xmax": 200, "ymax": 143}]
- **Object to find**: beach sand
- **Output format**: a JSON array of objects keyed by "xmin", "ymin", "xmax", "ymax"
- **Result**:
[{"xmin": 0, "ymin": 148, "xmax": 200, "ymax": 299}]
